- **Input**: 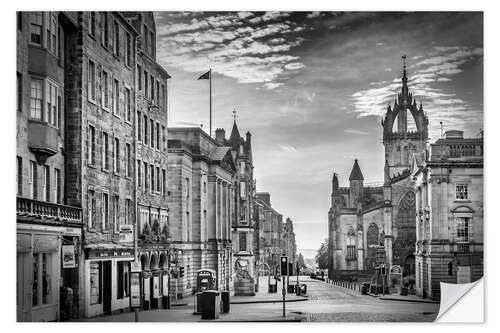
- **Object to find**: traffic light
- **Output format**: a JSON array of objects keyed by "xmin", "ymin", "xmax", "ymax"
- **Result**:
[
  {"xmin": 280, "ymin": 256, "xmax": 288, "ymax": 276},
  {"xmin": 179, "ymin": 266, "xmax": 185, "ymax": 278},
  {"xmin": 380, "ymin": 265, "xmax": 386, "ymax": 276}
]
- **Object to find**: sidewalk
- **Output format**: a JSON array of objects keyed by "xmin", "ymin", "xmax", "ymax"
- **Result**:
[{"xmin": 367, "ymin": 292, "xmax": 440, "ymax": 304}]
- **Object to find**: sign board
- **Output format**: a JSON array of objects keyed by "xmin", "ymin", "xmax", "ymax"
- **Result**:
[
  {"xmin": 62, "ymin": 245, "xmax": 76, "ymax": 268},
  {"xmin": 130, "ymin": 272, "xmax": 141, "ymax": 307},
  {"xmin": 119, "ymin": 225, "xmax": 134, "ymax": 242}
]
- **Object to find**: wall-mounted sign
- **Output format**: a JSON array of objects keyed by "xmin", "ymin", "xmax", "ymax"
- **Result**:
[
  {"xmin": 87, "ymin": 249, "xmax": 134, "ymax": 259},
  {"xmin": 119, "ymin": 225, "xmax": 134, "ymax": 242},
  {"xmin": 62, "ymin": 245, "xmax": 76, "ymax": 268}
]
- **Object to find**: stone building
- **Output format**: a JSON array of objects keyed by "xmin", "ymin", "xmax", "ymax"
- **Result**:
[
  {"xmin": 412, "ymin": 130, "xmax": 483, "ymax": 299},
  {"xmin": 328, "ymin": 57, "xmax": 427, "ymax": 281},
  {"xmin": 283, "ymin": 218, "xmax": 298, "ymax": 269},
  {"xmin": 167, "ymin": 127, "xmax": 236, "ymax": 297},
  {"xmin": 215, "ymin": 121, "xmax": 256, "ymax": 295},
  {"xmin": 254, "ymin": 192, "xmax": 284, "ymax": 273},
  {"xmin": 122, "ymin": 12, "xmax": 171, "ymax": 311},
  {"xmin": 16, "ymin": 12, "xmax": 84, "ymax": 322},
  {"xmin": 61, "ymin": 12, "xmax": 139, "ymax": 318}
]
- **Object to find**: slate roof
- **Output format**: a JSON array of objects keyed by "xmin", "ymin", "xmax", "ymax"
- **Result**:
[
  {"xmin": 229, "ymin": 121, "xmax": 241, "ymax": 143},
  {"xmin": 349, "ymin": 159, "xmax": 364, "ymax": 181},
  {"xmin": 209, "ymin": 146, "xmax": 231, "ymax": 161}
]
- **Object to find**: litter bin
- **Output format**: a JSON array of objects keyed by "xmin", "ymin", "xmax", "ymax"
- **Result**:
[
  {"xmin": 287, "ymin": 284, "xmax": 296, "ymax": 293},
  {"xmin": 201, "ymin": 290, "xmax": 220, "ymax": 320},
  {"xmin": 268, "ymin": 281, "xmax": 277, "ymax": 293},
  {"xmin": 295, "ymin": 285, "xmax": 302, "ymax": 296},
  {"xmin": 361, "ymin": 282, "xmax": 370, "ymax": 295},
  {"xmin": 194, "ymin": 292, "xmax": 203, "ymax": 314},
  {"xmin": 300, "ymin": 284, "xmax": 307, "ymax": 295},
  {"xmin": 220, "ymin": 291, "xmax": 230, "ymax": 313}
]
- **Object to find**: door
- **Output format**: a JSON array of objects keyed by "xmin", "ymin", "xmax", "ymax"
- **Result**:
[{"xmin": 102, "ymin": 261, "xmax": 112, "ymax": 314}]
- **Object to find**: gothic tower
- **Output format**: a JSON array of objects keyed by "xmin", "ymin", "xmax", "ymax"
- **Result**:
[{"xmin": 382, "ymin": 56, "xmax": 428, "ymax": 178}]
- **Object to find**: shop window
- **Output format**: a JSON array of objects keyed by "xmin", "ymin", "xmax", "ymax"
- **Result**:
[
  {"xmin": 32, "ymin": 253, "xmax": 52, "ymax": 307},
  {"xmin": 90, "ymin": 262, "xmax": 102, "ymax": 304},
  {"xmin": 117, "ymin": 261, "xmax": 130, "ymax": 299}
]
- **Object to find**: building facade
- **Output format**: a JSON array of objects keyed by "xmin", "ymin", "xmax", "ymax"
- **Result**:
[
  {"xmin": 215, "ymin": 122, "xmax": 257, "ymax": 295},
  {"xmin": 16, "ymin": 11, "xmax": 84, "ymax": 322},
  {"xmin": 412, "ymin": 130, "xmax": 483, "ymax": 299},
  {"xmin": 167, "ymin": 127, "xmax": 236, "ymax": 297},
  {"xmin": 328, "ymin": 57, "xmax": 427, "ymax": 281},
  {"xmin": 122, "ymin": 12, "xmax": 171, "ymax": 311},
  {"xmin": 62, "ymin": 12, "xmax": 140, "ymax": 318}
]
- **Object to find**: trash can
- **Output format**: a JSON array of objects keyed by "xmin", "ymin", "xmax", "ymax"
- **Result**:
[
  {"xmin": 268, "ymin": 282, "xmax": 277, "ymax": 293},
  {"xmin": 220, "ymin": 291, "xmax": 230, "ymax": 313},
  {"xmin": 201, "ymin": 290, "xmax": 220, "ymax": 320},
  {"xmin": 295, "ymin": 285, "xmax": 302, "ymax": 296},
  {"xmin": 162, "ymin": 295, "xmax": 171, "ymax": 309},
  {"xmin": 361, "ymin": 282, "xmax": 370, "ymax": 295},
  {"xmin": 300, "ymin": 284, "xmax": 307, "ymax": 295},
  {"xmin": 287, "ymin": 284, "xmax": 296, "ymax": 293},
  {"xmin": 194, "ymin": 292, "xmax": 203, "ymax": 314}
]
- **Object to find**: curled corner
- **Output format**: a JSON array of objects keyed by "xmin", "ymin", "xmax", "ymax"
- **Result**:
[{"xmin": 436, "ymin": 278, "xmax": 484, "ymax": 322}]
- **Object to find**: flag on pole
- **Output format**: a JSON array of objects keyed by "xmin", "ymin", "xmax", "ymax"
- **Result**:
[{"xmin": 198, "ymin": 70, "xmax": 211, "ymax": 80}]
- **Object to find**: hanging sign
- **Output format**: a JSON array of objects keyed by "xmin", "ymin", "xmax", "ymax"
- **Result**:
[{"xmin": 62, "ymin": 245, "xmax": 76, "ymax": 268}]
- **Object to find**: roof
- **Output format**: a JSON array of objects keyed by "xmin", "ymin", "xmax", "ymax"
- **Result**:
[
  {"xmin": 349, "ymin": 159, "xmax": 364, "ymax": 181},
  {"xmin": 229, "ymin": 121, "xmax": 241, "ymax": 143},
  {"xmin": 209, "ymin": 146, "xmax": 231, "ymax": 161}
]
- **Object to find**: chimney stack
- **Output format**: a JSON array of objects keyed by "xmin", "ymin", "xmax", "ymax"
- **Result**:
[{"xmin": 215, "ymin": 128, "xmax": 226, "ymax": 145}]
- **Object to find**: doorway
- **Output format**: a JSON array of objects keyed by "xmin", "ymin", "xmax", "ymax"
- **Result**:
[{"xmin": 102, "ymin": 261, "xmax": 112, "ymax": 314}]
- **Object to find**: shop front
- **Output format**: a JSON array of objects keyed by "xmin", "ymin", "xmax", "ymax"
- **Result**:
[
  {"xmin": 83, "ymin": 245, "xmax": 134, "ymax": 318},
  {"xmin": 139, "ymin": 250, "xmax": 170, "ymax": 310}
]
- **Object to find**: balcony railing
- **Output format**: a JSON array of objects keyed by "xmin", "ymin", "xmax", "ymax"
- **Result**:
[{"xmin": 17, "ymin": 197, "xmax": 82, "ymax": 223}]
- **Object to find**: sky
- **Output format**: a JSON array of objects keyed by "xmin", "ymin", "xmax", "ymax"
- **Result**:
[{"xmin": 154, "ymin": 11, "xmax": 483, "ymax": 259}]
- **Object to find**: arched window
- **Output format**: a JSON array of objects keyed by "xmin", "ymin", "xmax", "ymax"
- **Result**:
[{"xmin": 346, "ymin": 229, "xmax": 356, "ymax": 260}]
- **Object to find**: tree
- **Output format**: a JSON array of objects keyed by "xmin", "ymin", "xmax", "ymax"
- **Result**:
[
  {"xmin": 297, "ymin": 252, "xmax": 306, "ymax": 270},
  {"xmin": 315, "ymin": 238, "xmax": 329, "ymax": 270}
]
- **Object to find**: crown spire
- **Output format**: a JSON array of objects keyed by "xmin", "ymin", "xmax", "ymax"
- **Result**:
[{"xmin": 401, "ymin": 55, "xmax": 409, "ymax": 103}]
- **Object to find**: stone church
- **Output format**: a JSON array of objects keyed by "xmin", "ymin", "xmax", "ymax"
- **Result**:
[{"xmin": 328, "ymin": 57, "xmax": 428, "ymax": 280}]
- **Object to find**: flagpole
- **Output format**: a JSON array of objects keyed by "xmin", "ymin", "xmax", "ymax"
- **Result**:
[{"xmin": 209, "ymin": 68, "xmax": 212, "ymax": 138}]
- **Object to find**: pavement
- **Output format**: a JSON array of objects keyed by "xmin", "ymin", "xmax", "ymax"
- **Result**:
[{"xmin": 78, "ymin": 276, "xmax": 440, "ymax": 322}]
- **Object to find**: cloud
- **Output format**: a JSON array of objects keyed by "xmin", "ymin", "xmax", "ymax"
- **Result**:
[
  {"xmin": 344, "ymin": 129, "xmax": 369, "ymax": 135},
  {"xmin": 278, "ymin": 144, "xmax": 298, "ymax": 153},
  {"xmin": 156, "ymin": 11, "xmax": 307, "ymax": 89}
]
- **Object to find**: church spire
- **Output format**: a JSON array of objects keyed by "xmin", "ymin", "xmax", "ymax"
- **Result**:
[
  {"xmin": 349, "ymin": 159, "xmax": 364, "ymax": 181},
  {"xmin": 229, "ymin": 108, "xmax": 241, "ymax": 143},
  {"xmin": 401, "ymin": 55, "xmax": 409, "ymax": 102}
]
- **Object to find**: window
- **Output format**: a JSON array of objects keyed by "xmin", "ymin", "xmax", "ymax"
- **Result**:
[
  {"xmin": 150, "ymin": 164, "xmax": 154, "ymax": 194},
  {"xmin": 156, "ymin": 80, "xmax": 160, "ymax": 105},
  {"xmin": 17, "ymin": 72, "xmax": 22, "ymax": 112},
  {"xmin": 156, "ymin": 166, "xmax": 160, "ymax": 192},
  {"xmin": 143, "ymin": 25, "xmax": 148, "ymax": 52},
  {"xmin": 46, "ymin": 13, "xmax": 57, "ymax": 55},
  {"xmin": 240, "ymin": 181, "xmax": 246, "ymax": 198},
  {"xmin": 88, "ymin": 60, "xmax": 96, "ymax": 101},
  {"xmin": 89, "ymin": 12, "xmax": 96, "ymax": 37},
  {"xmin": 102, "ymin": 70, "xmax": 109, "ymax": 109},
  {"xmin": 113, "ymin": 195, "xmax": 119, "ymax": 232},
  {"xmin": 46, "ymin": 80, "xmax": 58, "ymax": 126},
  {"xmin": 102, "ymin": 192, "xmax": 109, "ymax": 230},
  {"xmin": 17, "ymin": 12, "xmax": 22, "ymax": 31},
  {"xmin": 29, "ymin": 12, "xmax": 43, "ymax": 45},
  {"xmin": 88, "ymin": 125, "xmax": 96, "ymax": 165},
  {"xmin": 101, "ymin": 12, "xmax": 109, "ymax": 48},
  {"xmin": 456, "ymin": 184, "xmax": 469, "ymax": 200},
  {"xmin": 42, "ymin": 165, "xmax": 50, "ymax": 202},
  {"xmin": 161, "ymin": 84, "xmax": 166, "ymax": 110},
  {"xmin": 162, "ymin": 169, "xmax": 166, "ymax": 197},
  {"xmin": 30, "ymin": 78, "xmax": 43, "ymax": 119},
  {"xmin": 125, "ymin": 88, "xmax": 131, "ymax": 122},
  {"xmin": 125, "ymin": 32, "xmax": 131, "ymax": 67},
  {"xmin": 113, "ymin": 21, "xmax": 120, "ymax": 56},
  {"xmin": 456, "ymin": 217, "xmax": 470, "ymax": 243},
  {"xmin": 117, "ymin": 261, "xmax": 130, "ymax": 299},
  {"xmin": 144, "ymin": 115, "xmax": 148, "ymax": 145},
  {"xmin": 346, "ymin": 230, "xmax": 356, "ymax": 260},
  {"xmin": 448, "ymin": 262, "xmax": 453, "ymax": 276},
  {"xmin": 156, "ymin": 123, "xmax": 160, "ymax": 150},
  {"xmin": 137, "ymin": 65, "xmax": 142, "ymax": 91},
  {"xmin": 54, "ymin": 168, "xmax": 61, "ymax": 204},
  {"xmin": 17, "ymin": 156, "xmax": 22, "ymax": 196},
  {"xmin": 149, "ymin": 30, "xmax": 154, "ymax": 54},
  {"xmin": 240, "ymin": 161, "xmax": 245, "ymax": 175},
  {"xmin": 144, "ymin": 70, "xmax": 148, "ymax": 98},
  {"xmin": 144, "ymin": 161, "xmax": 148, "ymax": 190},
  {"xmin": 113, "ymin": 79, "xmax": 119, "ymax": 115},
  {"xmin": 137, "ymin": 160, "xmax": 142, "ymax": 189},
  {"xmin": 126, "ymin": 143, "xmax": 131, "ymax": 177},
  {"xmin": 150, "ymin": 119, "xmax": 154, "ymax": 148},
  {"xmin": 102, "ymin": 132, "xmax": 109, "ymax": 170},
  {"xmin": 89, "ymin": 262, "xmax": 101, "ymax": 304},
  {"xmin": 239, "ymin": 232, "xmax": 247, "ymax": 252},
  {"xmin": 32, "ymin": 253, "xmax": 52, "ymax": 307},
  {"xmin": 161, "ymin": 126, "xmax": 166, "ymax": 152},
  {"xmin": 114, "ymin": 137, "xmax": 120, "ymax": 173},
  {"xmin": 88, "ymin": 189, "xmax": 95, "ymax": 229},
  {"xmin": 137, "ymin": 111, "xmax": 142, "ymax": 141},
  {"xmin": 150, "ymin": 75, "xmax": 154, "ymax": 101},
  {"xmin": 29, "ymin": 161, "xmax": 37, "ymax": 199},
  {"xmin": 125, "ymin": 198, "xmax": 132, "ymax": 225}
]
